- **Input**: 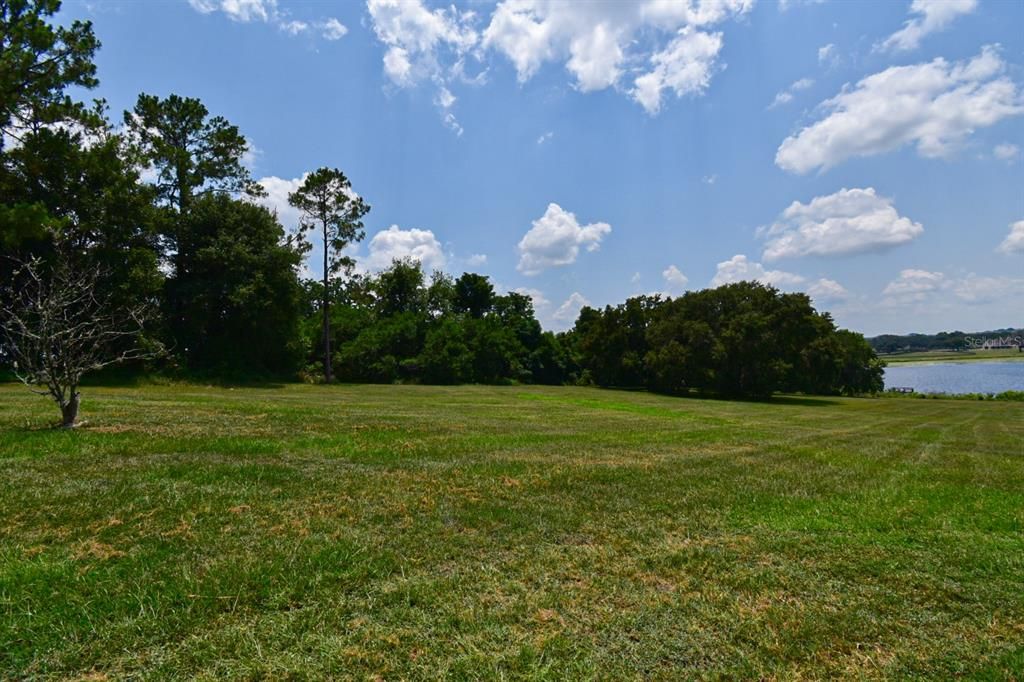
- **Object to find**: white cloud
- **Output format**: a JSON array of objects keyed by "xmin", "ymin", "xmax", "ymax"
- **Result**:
[
  {"xmin": 881, "ymin": 268, "xmax": 1023, "ymax": 306},
  {"xmin": 632, "ymin": 27, "xmax": 723, "ymax": 115},
  {"xmin": 552, "ymin": 291, "xmax": 590, "ymax": 322},
  {"xmin": 367, "ymin": 0, "xmax": 477, "ymax": 133},
  {"xmin": 702, "ymin": 173, "xmax": 717, "ymax": 184},
  {"xmin": 364, "ymin": 225, "xmax": 447, "ymax": 271},
  {"xmin": 473, "ymin": 1, "xmax": 750, "ymax": 115},
  {"xmin": 662, "ymin": 264, "xmax": 690, "ymax": 293},
  {"xmin": 465, "ymin": 253, "xmax": 488, "ymax": 266},
  {"xmin": 768, "ymin": 76, "xmax": 814, "ymax": 109},
  {"xmin": 878, "ymin": 0, "xmax": 977, "ymax": 53},
  {"xmin": 761, "ymin": 187, "xmax": 923, "ymax": 261},
  {"xmin": 363, "ymin": 0, "xmax": 752, "ymax": 121},
  {"xmin": 817, "ymin": 43, "xmax": 837, "ymax": 66},
  {"xmin": 952, "ymin": 274, "xmax": 1024, "ymax": 303},
  {"xmin": 516, "ymin": 203, "xmax": 611, "ymax": 275},
  {"xmin": 187, "ymin": 0, "xmax": 347, "ymax": 42},
  {"xmin": 806, "ymin": 278, "xmax": 849, "ymax": 302},
  {"xmin": 709, "ymin": 254, "xmax": 847, "ymax": 306},
  {"xmin": 882, "ymin": 268, "xmax": 945, "ymax": 302},
  {"xmin": 994, "ymin": 142, "xmax": 1021, "ymax": 163},
  {"xmin": 433, "ymin": 86, "xmax": 464, "ymax": 136},
  {"xmin": 320, "ymin": 17, "xmax": 348, "ymax": 40},
  {"xmin": 366, "ymin": 0, "xmax": 478, "ymax": 86},
  {"xmin": 780, "ymin": 0, "xmax": 825, "ymax": 10},
  {"xmin": 776, "ymin": 46, "xmax": 1024, "ymax": 174},
  {"xmin": 630, "ymin": 271, "xmax": 642, "ymax": 284},
  {"xmin": 278, "ymin": 19, "xmax": 308, "ymax": 35},
  {"xmin": 188, "ymin": 0, "xmax": 275, "ymax": 22},
  {"xmin": 710, "ymin": 254, "xmax": 806, "ymax": 288},
  {"xmin": 435, "ymin": 86, "xmax": 456, "ymax": 109},
  {"xmin": 998, "ymin": 220, "xmax": 1024, "ymax": 255},
  {"xmin": 537, "ymin": 131, "xmax": 554, "ymax": 145},
  {"xmin": 256, "ymin": 174, "xmax": 305, "ymax": 232}
]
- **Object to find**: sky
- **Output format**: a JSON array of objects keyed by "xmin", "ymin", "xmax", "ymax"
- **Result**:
[{"xmin": 59, "ymin": 0, "xmax": 1024, "ymax": 335}]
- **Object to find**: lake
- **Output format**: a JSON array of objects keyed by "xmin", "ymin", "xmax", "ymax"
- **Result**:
[{"xmin": 883, "ymin": 361, "xmax": 1024, "ymax": 395}]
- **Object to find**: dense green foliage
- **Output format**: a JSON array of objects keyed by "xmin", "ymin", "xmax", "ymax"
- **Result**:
[
  {"xmin": 312, "ymin": 262, "xmax": 568, "ymax": 386},
  {"xmin": 571, "ymin": 283, "xmax": 884, "ymax": 398},
  {"xmin": 164, "ymin": 195, "xmax": 303, "ymax": 377},
  {"xmin": 1, "ymin": 383, "xmax": 1022, "ymax": 678},
  {"xmin": 0, "ymin": 0, "xmax": 99, "ymax": 150}
]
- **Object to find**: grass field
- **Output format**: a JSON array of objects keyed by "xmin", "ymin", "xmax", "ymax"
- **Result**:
[
  {"xmin": 1, "ymin": 383, "xmax": 1023, "ymax": 679},
  {"xmin": 881, "ymin": 348, "xmax": 1024, "ymax": 364}
]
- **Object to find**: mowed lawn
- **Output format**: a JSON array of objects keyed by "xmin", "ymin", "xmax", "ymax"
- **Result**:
[{"xmin": 1, "ymin": 384, "xmax": 1022, "ymax": 680}]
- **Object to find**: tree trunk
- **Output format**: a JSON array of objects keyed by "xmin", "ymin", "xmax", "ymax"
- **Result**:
[
  {"xmin": 61, "ymin": 391, "xmax": 80, "ymax": 428},
  {"xmin": 322, "ymin": 221, "xmax": 332, "ymax": 383}
]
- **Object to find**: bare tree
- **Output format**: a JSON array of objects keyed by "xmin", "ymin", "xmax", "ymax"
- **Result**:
[{"xmin": 0, "ymin": 251, "xmax": 160, "ymax": 427}]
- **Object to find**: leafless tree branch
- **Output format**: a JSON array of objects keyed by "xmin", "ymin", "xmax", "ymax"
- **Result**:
[{"xmin": 0, "ymin": 249, "xmax": 163, "ymax": 427}]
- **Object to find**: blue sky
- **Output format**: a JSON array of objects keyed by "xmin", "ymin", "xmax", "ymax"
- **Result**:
[{"xmin": 62, "ymin": 0, "xmax": 1024, "ymax": 335}]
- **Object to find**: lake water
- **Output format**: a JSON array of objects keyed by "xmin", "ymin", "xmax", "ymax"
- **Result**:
[{"xmin": 883, "ymin": 361, "xmax": 1024, "ymax": 395}]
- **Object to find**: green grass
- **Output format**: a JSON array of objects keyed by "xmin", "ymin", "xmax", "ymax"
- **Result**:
[
  {"xmin": 1, "ymin": 383, "xmax": 1023, "ymax": 679},
  {"xmin": 881, "ymin": 348, "xmax": 1024, "ymax": 363}
]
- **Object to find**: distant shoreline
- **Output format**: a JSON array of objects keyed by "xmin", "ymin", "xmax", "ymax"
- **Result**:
[{"xmin": 881, "ymin": 349, "xmax": 1024, "ymax": 365}]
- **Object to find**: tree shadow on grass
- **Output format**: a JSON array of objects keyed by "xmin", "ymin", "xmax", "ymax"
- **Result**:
[
  {"xmin": 768, "ymin": 395, "xmax": 844, "ymax": 408},
  {"xmin": 588, "ymin": 385, "xmax": 846, "ymax": 408}
]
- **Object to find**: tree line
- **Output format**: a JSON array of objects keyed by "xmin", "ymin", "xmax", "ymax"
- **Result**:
[
  {"xmin": 0, "ymin": 2, "xmax": 883, "ymax": 425},
  {"xmin": 869, "ymin": 328, "xmax": 1024, "ymax": 354}
]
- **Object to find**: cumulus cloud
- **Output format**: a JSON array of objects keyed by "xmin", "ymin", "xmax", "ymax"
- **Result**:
[
  {"xmin": 188, "ymin": 0, "xmax": 275, "ymax": 22},
  {"xmin": 367, "ymin": 0, "xmax": 478, "ymax": 85},
  {"xmin": 320, "ymin": 17, "xmax": 348, "ymax": 40},
  {"xmin": 662, "ymin": 264, "xmax": 690, "ymax": 293},
  {"xmin": 632, "ymin": 27, "xmax": 724, "ymax": 115},
  {"xmin": 364, "ymin": 225, "xmax": 447, "ymax": 271},
  {"xmin": 817, "ymin": 43, "xmax": 838, "ymax": 67},
  {"xmin": 278, "ymin": 19, "xmax": 308, "ymax": 36},
  {"xmin": 366, "ymin": 0, "xmax": 478, "ymax": 133},
  {"xmin": 516, "ymin": 203, "xmax": 611, "ymax": 275},
  {"xmin": 465, "ymin": 253, "xmax": 488, "ymax": 266},
  {"xmin": 776, "ymin": 46, "xmax": 1024, "ymax": 174},
  {"xmin": 994, "ymin": 143, "xmax": 1021, "ymax": 163},
  {"xmin": 768, "ymin": 77, "xmax": 814, "ymax": 109},
  {"xmin": 365, "ymin": 0, "xmax": 751, "ymax": 122},
  {"xmin": 806, "ymin": 278, "xmax": 849, "ymax": 302},
  {"xmin": 761, "ymin": 187, "xmax": 923, "ymax": 261},
  {"xmin": 882, "ymin": 267, "xmax": 1023, "ymax": 306},
  {"xmin": 710, "ymin": 254, "xmax": 847, "ymax": 306},
  {"xmin": 998, "ymin": 220, "xmax": 1024, "ymax": 255},
  {"xmin": 952, "ymin": 274, "xmax": 1024, "ymax": 303},
  {"xmin": 878, "ymin": 0, "xmax": 977, "ymax": 53},
  {"xmin": 552, "ymin": 291, "xmax": 590, "ymax": 323},
  {"xmin": 710, "ymin": 254, "xmax": 806, "ymax": 289},
  {"xmin": 187, "ymin": 0, "xmax": 346, "ymax": 40},
  {"xmin": 882, "ymin": 268, "xmax": 946, "ymax": 302}
]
